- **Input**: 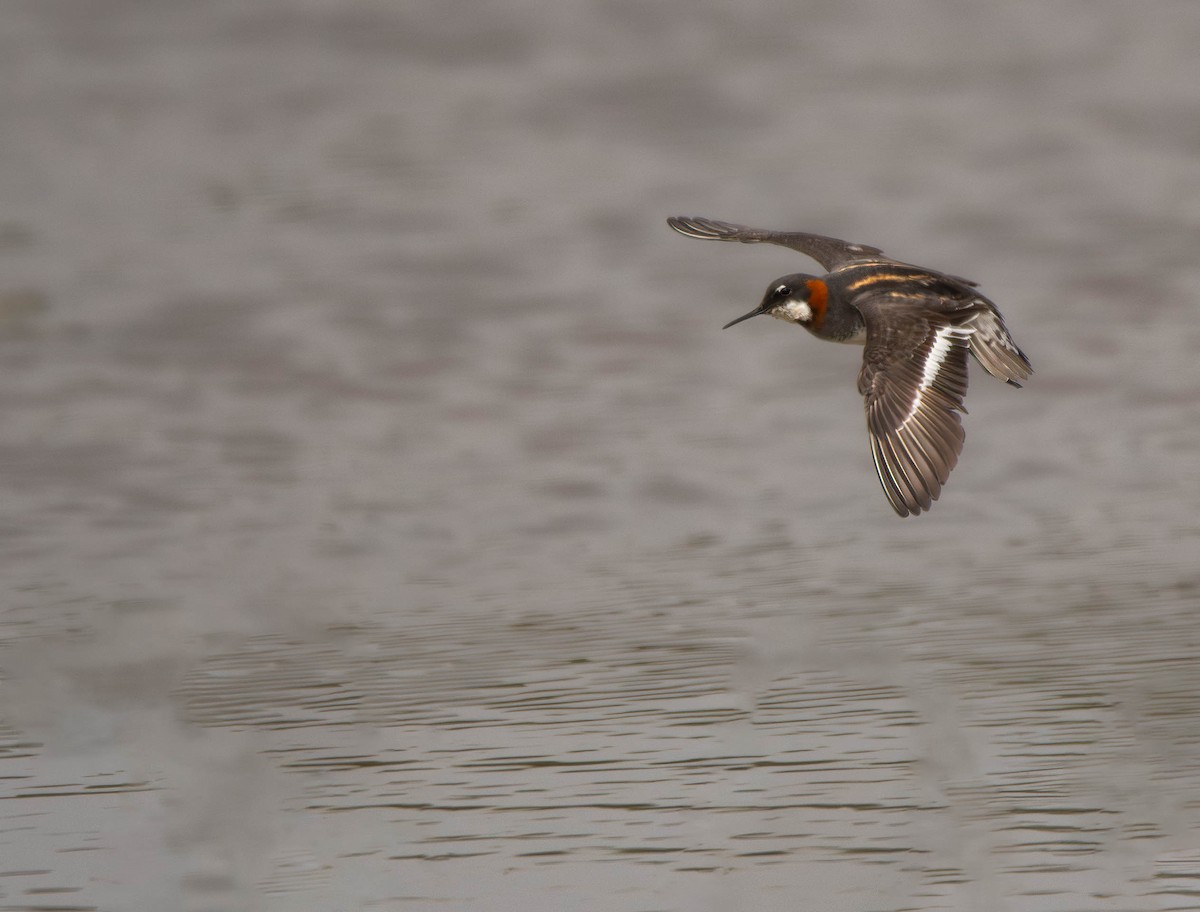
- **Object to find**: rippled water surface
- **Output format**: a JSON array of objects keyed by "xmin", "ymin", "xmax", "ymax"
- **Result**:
[{"xmin": 3, "ymin": 2, "xmax": 1200, "ymax": 910}]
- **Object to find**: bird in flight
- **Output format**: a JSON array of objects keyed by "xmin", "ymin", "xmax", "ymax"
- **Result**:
[{"xmin": 667, "ymin": 216, "xmax": 1031, "ymax": 517}]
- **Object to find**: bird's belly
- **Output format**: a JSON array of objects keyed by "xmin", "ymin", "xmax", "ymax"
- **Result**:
[{"xmin": 828, "ymin": 325, "xmax": 868, "ymax": 345}]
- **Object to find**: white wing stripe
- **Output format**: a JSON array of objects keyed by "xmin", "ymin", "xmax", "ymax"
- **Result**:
[{"xmin": 902, "ymin": 325, "xmax": 972, "ymax": 426}]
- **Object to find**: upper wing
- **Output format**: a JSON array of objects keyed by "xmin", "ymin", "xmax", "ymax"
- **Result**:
[
  {"xmin": 667, "ymin": 216, "xmax": 886, "ymax": 272},
  {"xmin": 855, "ymin": 302, "xmax": 972, "ymax": 517}
]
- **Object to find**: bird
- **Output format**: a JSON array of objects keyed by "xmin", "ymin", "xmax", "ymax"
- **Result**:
[{"xmin": 667, "ymin": 216, "xmax": 1031, "ymax": 517}]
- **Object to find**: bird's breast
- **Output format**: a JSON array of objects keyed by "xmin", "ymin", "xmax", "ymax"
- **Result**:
[
  {"xmin": 822, "ymin": 325, "xmax": 867, "ymax": 344},
  {"xmin": 812, "ymin": 311, "xmax": 867, "ymax": 344}
]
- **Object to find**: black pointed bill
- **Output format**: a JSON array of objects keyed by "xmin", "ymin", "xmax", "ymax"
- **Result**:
[{"xmin": 722, "ymin": 306, "xmax": 767, "ymax": 330}]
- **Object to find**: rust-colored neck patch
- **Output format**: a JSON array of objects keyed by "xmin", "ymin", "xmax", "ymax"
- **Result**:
[{"xmin": 805, "ymin": 279, "xmax": 829, "ymax": 330}]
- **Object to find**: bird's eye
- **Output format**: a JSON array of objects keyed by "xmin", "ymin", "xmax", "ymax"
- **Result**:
[{"xmin": 775, "ymin": 285, "xmax": 791, "ymax": 297}]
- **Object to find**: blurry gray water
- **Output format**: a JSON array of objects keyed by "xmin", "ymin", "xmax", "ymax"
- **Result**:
[{"xmin": 2, "ymin": 2, "xmax": 1200, "ymax": 910}]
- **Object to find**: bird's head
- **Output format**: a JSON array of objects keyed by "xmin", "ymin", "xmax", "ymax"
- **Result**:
[{"xmin": 723, "ymin": 274, "xmax": 828, "ymax": 331}]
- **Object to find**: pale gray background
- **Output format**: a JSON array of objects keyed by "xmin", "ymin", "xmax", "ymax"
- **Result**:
[{"xmin": 2, "ymin": 2, "xmax": 1199, "ymax": 910}]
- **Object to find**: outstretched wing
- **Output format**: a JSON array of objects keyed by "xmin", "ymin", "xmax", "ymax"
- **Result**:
[
  {"xmin": 855, "ymin": 301, "xmax": 972, "ymax": 517},
  {"xmin": 667, "ymin": 216, "xmax": 886, "ymax": 272}
]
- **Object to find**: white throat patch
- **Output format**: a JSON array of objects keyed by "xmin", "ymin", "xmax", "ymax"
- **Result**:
[{"xmin": 772, "ymin": 301, "xmax": 812, "ymax": 324}]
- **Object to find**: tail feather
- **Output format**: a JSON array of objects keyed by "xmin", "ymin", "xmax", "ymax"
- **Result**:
[{"xmin": 964, "ymin": 310, "xmax": 1031, "ymax": 385}]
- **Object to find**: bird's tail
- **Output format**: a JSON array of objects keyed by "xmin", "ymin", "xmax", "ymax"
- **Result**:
[{"xmin": 964, "ymin": 310, "xmax": 1032, "ymax": 387}]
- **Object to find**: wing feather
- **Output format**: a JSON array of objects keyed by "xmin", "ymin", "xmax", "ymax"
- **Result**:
[
  {"xmin": 667, "ymin": 216, "xmax": 887, "ymax": 272},
  {"xmin": 856, "ymin": 306, "xmax": 972, "ymax": 516}
]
